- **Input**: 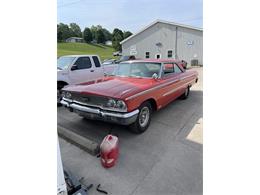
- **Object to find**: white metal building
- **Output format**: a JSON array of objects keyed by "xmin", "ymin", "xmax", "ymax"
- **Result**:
[
  {"xmin": 120, "ymin": 20, "xmax": 203, "ymax": 65},
  {"xmin": 66, "ymin": 37, "xmax": 83, "ymax": 43},
  {"xmin": 105, "ymin": 40, "xmax": 112, "ymax": 46}
]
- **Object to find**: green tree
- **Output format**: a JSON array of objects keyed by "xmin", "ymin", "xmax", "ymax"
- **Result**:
[
  {"xmin": 69, "ymin": 23, "xmax": 82, "ymax": 37},
  {"xmin": 57, "ymin": 23, "xmax": 72, "ymax": 41},
  {"xmin": 96, "ymin": 29, "xmax": 105, "ymax": 43},
  {"xmin": 90, "ymin": 25, "xmax": 103, "ymax": 41},
  {"xmin": 57, "ymin": 24, "xmax": 63, "ymax": 42},
  {"xmin": 101, "ymin": 28, "xmax": 112, "ymax": 41},
  {"xmin": 83, "ymin": 27, "xmax": 93, "ymax": 43},
  {"xmin": 123, "ymin": 31, "xmax": 133, "ymax": 39},
  {"xmin": 112, "ymin": 28, "xmax": 124, "ymax": 51}
]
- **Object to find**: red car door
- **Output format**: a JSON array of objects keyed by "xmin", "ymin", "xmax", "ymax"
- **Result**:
[{"xmin": 157, "ymin": 63, "xmax": 184, "ymax": 108}]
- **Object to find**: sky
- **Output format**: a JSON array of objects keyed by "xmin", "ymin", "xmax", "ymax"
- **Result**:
[{"xmin": 57, "ymin": 0, "xmax": 203, "ymax": 33}]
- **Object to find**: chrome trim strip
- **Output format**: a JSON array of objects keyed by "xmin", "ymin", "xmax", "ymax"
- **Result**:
[
  {"xmin": 62, "ymin": 98, "xmax": 127, "ymax": 113},
  {"xmin": 162, "ymin": 79, "xmax": 196, "ymax": 97},
  {"xmin": 70, "ymin": 103, "xmax": 100, "ymax": 114},
  {"xmin": 63, "ymin": 98, "xmax": 72, "ymax": 102},
  {"xmin": 125, "ymin": 75, "xmax": 196, "ymax": 100},
  {"xmin": 101, "ymin": 109, "xmax": 139, "ymax": 118},
  {"xmin": 69, "ymin": 103, "xmax": 139, "ymax": 118},
  {"xmin": 125, "ymin": 78, "xmax": 179, "ymax": 100},
  {"xmin": 179, "ymin": 75, "xmax": 194, "ymax": 81},
  {"xmin": 60, "ymin": 99, "xmax": 69, "ymax": 106}
]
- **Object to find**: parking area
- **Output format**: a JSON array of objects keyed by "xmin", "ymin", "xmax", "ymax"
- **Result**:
[{"xmin": 58, "ymin": 67, "xmax": 203, "ymax": 195}]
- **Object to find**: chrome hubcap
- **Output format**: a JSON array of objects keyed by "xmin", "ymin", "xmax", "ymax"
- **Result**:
[{"xmin": 139, "ymin": 107, "xmax": 150, "ymax": 127}]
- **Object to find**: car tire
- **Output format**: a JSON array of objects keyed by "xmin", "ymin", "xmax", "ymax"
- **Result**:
[
  {"xmin": 129, "ymin": 102, "xmax": 152, "ymax": 134},
  {"xmin": 180, "ymin": 86, "xmax": 190, "ymax": 100}
]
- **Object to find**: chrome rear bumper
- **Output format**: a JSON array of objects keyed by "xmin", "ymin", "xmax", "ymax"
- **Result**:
[{"xmin": 61, "ymin": 99, "xmax": 139, "ymax": 125}]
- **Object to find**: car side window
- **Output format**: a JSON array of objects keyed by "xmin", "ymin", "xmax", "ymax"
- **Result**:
[
  {"xmin": 174, "ymin": 64, "xmax": 183, "ymax": 73},
  {"xmin": 92, "ymin": 56, "xmax": 101, "ymax": 67},
  {"xmin": 163, "ymin": 63, "xmax": 174, "ymax": 75},
  {"xmin": 74, "ymin": 57, "xmax": 92, "ymax": 70}
]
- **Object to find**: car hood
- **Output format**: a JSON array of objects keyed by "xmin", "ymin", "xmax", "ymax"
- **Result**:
[{"xmin": 63, "ymin": 76, "xmax": 156, "ymax": 99}]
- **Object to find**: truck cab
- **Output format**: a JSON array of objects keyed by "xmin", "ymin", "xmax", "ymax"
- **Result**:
[{"xmin": 57, "ymin": 55, "xmax": 105, "ymax": 104}]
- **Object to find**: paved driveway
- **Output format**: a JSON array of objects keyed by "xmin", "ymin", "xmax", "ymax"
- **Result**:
[{"xmin": 58, "ymin": 67, "xmax": 203, "ymax": 195}]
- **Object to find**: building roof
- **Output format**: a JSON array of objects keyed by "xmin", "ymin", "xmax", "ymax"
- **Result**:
[{"xmin": 120, "ymin": 19, "xmax": 203, "ymax": 44}]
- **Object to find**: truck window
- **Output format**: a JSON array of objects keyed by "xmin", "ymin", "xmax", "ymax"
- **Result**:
[
  {"xmin": 74, "ymin": 57, "xmax": 92, "ymax": 70},
  {"xmin": 92, "ymin": 56, "xmax": 101, "ymax": 67}
]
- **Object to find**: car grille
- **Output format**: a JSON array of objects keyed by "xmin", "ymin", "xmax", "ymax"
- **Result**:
[{"xmin": 70, "ymin": 92, "xmax": 108, "ymax": 108}]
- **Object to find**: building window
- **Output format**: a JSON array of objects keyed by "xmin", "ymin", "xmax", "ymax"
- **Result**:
[
  {"xmin": 145, "ymin": 52, "xmax": 150, "ymax": 58},
  {"xmin": 167, "ymin": 50, "xmax": 173, "ymax": 58},
  {"xmin": 155, "ymin": 54, "xmax": 161, "ymax": 59}
]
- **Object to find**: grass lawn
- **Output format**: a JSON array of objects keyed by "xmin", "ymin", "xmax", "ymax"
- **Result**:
[{"xmin": 57, "ymin": 42, "xmax": 116, "ymax": 61}]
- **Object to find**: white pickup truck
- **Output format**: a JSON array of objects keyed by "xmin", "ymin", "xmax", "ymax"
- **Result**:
[{"xmin": 57, "ymin": 55, "xmax": 117, "ymax": 104}]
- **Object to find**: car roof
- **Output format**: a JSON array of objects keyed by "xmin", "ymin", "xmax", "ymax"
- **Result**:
[{"xmin": 122, "ymin": 59, "xmax": 181, "ymax": 63}]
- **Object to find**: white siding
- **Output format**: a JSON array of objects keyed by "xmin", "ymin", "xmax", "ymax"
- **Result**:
[
  {"xmin": 177, "ymin": 27, "xmax": 203, "ymax": 65},
  {"xmin": 122, "ymin": 22, "xmax": 203, "ymax": 65}
]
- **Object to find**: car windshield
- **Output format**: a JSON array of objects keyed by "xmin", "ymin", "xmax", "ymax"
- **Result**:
[
  {"xmin": 113, "ymin": 62, "xmax": 161, "ymax": 78},
  {"xmin": 57, "ymin": 56, "xmax": 75, "ymax": 70}
]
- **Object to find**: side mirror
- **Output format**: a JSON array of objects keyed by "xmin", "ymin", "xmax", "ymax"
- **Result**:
[
  {"xmin": 152, "ymin": 73, "xmax": 159, "ymax": 80},
  {"xmin": 71, "ymin": 64, "xmax": 78, "ymax": 71},
  {"xmin": 181, "ymin": 61, "xmax": 187, "ymax": 70}
]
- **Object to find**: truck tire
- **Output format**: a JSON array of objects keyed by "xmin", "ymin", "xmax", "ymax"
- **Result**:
[
  {"xmin": 180, "ymin": 86, "xmax": 190, "ymax": 100},
  {"xmin": 57, "ymin": 88, "xmax": 62, "ymax": 107},
  {"xmin": 57, "ymin": 83, "xmax": 66, "ymax": 106},
  {"xmin": 129, "ymin": 102, "xmax": 152, "ymax": 134}
]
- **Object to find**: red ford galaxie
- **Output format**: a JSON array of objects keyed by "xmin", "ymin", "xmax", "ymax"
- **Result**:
[{"xmin": 61, "ymin": 59, "xmax": 198, "ymax": 133}]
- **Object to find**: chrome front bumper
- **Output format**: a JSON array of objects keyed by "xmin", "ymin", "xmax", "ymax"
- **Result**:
[{"xmin": 61, "ymin": 99, "xmax": 139, "ymax": 125}]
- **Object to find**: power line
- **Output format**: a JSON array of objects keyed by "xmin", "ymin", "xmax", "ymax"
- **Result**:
[{"xmin": 57, "ymin": 0, "xmax": 85, "ymax": 8}]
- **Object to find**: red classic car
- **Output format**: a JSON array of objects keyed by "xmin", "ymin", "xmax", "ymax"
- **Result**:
[{"xmin": 61, "ymin": 59, "xmax": 198, "ymax": 133}]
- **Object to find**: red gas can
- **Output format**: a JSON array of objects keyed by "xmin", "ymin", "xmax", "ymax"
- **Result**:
[{"xmin": 100, "ymin": 134, "xmax": 119, "ymax": 168}]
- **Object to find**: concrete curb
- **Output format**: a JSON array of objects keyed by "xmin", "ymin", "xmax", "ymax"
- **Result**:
[{"xmin": 58, "ymin": 125, "xmax": 100, "ymax": 156}]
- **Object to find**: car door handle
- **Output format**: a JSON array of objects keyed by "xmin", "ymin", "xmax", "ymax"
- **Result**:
[{"xmin": 90, "ymin": 70, "xmax": 94, "ymax": 72}]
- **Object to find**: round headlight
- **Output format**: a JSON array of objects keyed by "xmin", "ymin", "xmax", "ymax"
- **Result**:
[
  {"xmin": 107, "ymin": 99, "xmax": 116, "ymax": 107},
  {"xmin": 116, "ymin": 100, "xmax": 126, "ymax": 110},
  {"xmin": 65, "ymin": 92, "xmax": 71, "ymax": 99}
]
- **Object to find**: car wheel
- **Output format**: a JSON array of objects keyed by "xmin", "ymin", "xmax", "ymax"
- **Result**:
[
  {"xmin": 129, "ymin": 102, "xmax": 152, "ymax": 134},
  {"xmin": 180, "ymin": 86, "xmax": 190, "ymax": 100}
]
